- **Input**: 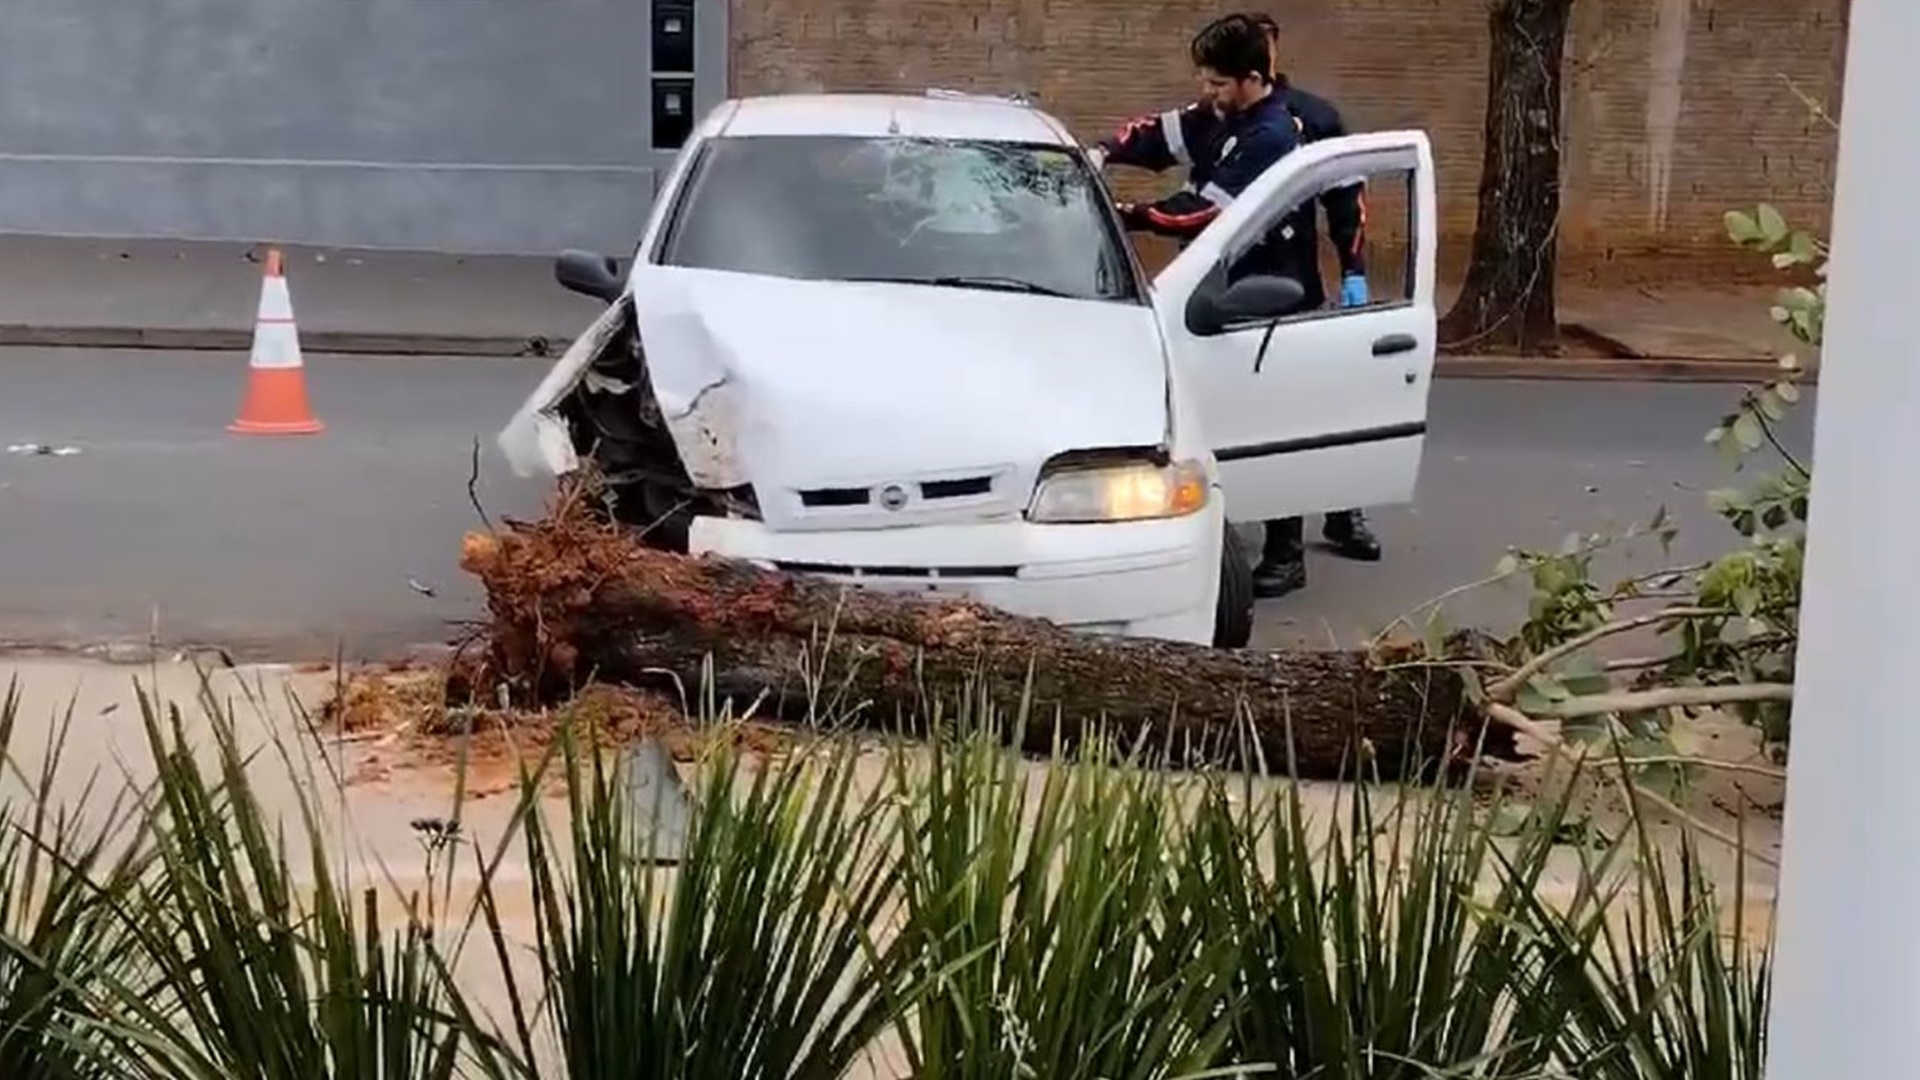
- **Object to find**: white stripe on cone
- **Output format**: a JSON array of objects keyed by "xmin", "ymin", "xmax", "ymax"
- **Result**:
[{"xmin": 250, "ymin": 274, "xmax": 304, "ymax": 371}]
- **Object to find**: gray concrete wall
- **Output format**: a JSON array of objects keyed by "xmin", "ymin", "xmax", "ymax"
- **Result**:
[{"xmin": 0, "ymin": 0, "xmax": 729, "ymax": 254}]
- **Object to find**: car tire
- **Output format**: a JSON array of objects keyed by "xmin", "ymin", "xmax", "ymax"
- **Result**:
[{"xmin": 1213, "ymin": 525, "xmax": 1256, "ymax": 649}]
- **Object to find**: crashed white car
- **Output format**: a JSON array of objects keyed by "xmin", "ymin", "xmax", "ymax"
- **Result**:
[{"xmin": 499, "ymin": 90, "xmax": 1437, "ymax": 649}]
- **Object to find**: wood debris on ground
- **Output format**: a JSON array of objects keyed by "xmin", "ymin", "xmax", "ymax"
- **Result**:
[{"xmin": 320, "ymin": 661, "xmax": 792, "ymax": 792}]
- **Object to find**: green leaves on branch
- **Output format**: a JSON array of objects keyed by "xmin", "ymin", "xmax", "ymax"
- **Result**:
[
  {"xmin": 1701, "ymin": 204, "xmax": 1817, "ymax": 747},
  {"xmin": 1494, "ymin": 536, "xmax": 1616, "ymax": 656},
  {"xmin": 1722, "ymin": 204, "xmax": 1790, "ymax": 249},
  {"xmin": 1725, "ymin": 203, "xmax": 1828, "ymax": 352},
  {"xmin": 1478, "ymin": 207, "xmax": 1816, "ymax": 761},
  {"xmin": 1724, "ymin": 205, "xmax": 1824, "ymax": 270}
]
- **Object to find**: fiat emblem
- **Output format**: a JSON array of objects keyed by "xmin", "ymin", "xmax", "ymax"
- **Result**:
[{"xmin": 878, "ymin": 484, "xmax": 910, "ymax": 511}]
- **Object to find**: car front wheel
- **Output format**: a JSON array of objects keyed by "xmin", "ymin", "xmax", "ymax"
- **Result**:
[{"xmin": 1212, "ymin": 525, "xmax": 1255, "ymax": 649}]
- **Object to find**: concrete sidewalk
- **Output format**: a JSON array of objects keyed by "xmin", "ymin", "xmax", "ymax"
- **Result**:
[
  {"xmin": 0, "ymin": 234, "xmax": 1807, "ymax": 381},
  {"xmin": 0, "ymin": 236, "xmax": 603, "ymax": 356},
  {"xmin": 1558, "ymin": 284, "xmax": 1813, "ymax": 367}
]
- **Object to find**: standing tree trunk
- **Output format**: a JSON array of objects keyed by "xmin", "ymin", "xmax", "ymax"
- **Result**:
[{"xmin": 1439, "ymin": 0, "xmax": 1575, "ymax": 355}]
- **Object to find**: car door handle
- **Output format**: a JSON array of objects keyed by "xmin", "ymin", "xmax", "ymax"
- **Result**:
[{"xmin": 1372, "ymin": 333, "xmax": 1419, "ymax": 356}]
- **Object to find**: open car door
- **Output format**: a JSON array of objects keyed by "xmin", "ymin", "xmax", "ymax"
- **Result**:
[{"xmin": 1154, "ymin": 130, "xmax": 1438, "ymax": 523}]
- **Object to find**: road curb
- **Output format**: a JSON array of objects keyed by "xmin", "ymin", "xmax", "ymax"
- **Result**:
[
  {"xmin": 0, "ymin": 323, "xmax": 1813, "ymax": 385},
  {"xmin": 1435, "ymin": 354, "xmax": 1813, "ymax": 385},
  {"xmin": 0, "ymin": 323, "xmax": 565, "ymax": 358}
]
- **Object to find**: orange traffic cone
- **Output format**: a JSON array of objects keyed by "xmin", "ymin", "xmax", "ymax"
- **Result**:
[{"xmin": 229, "ymin": 249, "xmax": 324, "ymax": 436}]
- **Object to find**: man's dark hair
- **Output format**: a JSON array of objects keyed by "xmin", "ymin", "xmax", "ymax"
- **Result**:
[
  {"xmin": 1189, "ymin": 14, "xmax": 1271, "ymax": 80},
  {"xmin": 1242, "ymin": 11, "xmax": 1281, "ymax": 82},
  {"xmin": 1243, "ymin": 10, "xmax": 1280, "ymax": 35}
]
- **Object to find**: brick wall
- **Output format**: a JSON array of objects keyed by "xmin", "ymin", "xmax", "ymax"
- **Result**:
[{"xmin": 728, "ymin": 0, "xmax": 1847, "ymax": 284}]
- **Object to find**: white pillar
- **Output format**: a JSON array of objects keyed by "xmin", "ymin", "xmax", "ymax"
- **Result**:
[{"xmin": 1764, "ymin": 0, "xmax": 1920, "ymax": 1075}]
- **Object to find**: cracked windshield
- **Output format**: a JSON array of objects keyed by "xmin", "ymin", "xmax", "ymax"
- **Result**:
[{"xmin": 661, "ymin": 134, "xmax": 1137, "ymax": 301}]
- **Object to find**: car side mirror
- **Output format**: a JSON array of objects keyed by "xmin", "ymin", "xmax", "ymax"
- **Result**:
[
  {"xmin": 555, "ymin": 249, "xmax": 626, "ymax": 303},
  {"xmin": 1185, "ymin": 273, "xmax": 1309, "ymax": 336}
]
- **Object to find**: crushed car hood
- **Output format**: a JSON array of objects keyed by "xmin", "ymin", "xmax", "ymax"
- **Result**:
[{"xmin": 628, "ymin": 267, "xmax": 1172, "ymax": 498}]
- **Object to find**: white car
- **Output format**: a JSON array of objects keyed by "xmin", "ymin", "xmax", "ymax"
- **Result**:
[{"xmin": 498, "ymin": 90, "xmax": 1438, "ymax": 649}]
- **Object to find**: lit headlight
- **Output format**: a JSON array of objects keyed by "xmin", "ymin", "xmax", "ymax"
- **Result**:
[{"xmin": 1027, "ymin": 458, "xmax": 1209, "ymax": 524}]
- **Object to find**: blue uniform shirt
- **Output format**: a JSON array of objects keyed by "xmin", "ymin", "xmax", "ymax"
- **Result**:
[{"xmin": 1130, "ymin": 93, "xmax": 1299, "ymax": 239}]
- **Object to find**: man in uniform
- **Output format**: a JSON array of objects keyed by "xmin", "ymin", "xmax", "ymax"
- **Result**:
[
  {"xmin": 1102, "ymin": 16, "xmax": 1299, "ymax": 244},
  {"xmin": 1242, "ymin": 11, "xmax": 1384, "ymax": 597},
  {"xmin": 1095, "ymin": 11, "xmax": 1384, "ymax": 600}
]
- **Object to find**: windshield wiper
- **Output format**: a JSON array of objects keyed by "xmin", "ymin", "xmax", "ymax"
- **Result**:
[{"xmin": 844, "ymin": 274, "xmax": 1073, "ymax": 297}]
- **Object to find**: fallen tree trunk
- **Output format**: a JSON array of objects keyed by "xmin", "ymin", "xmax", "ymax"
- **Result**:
[{"xmin": 453, "ymin": 495, "xmax": 1518, "ymax": 780}]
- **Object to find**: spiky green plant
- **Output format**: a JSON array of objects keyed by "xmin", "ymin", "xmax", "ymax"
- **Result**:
[
  {"xmin": 0, "ymin": 661, "xmax": 1784, "ymax": 1080},
  {"xmin": 100, "ymin": 677, "xmax": 484, "ymax": 1080},
  {"xmin": 475, "ymin": 727, "xmax": 913, "ymax": 1079},
  {"xmin": 886, "ymin": 716, "xmax": 1246, "ymax": 1080},
  {"xmin": 1183, "ymin": 765, "xmax": 1581, "ymax": 1078},
  {"xmin": 1526, "ymin": 800, "xmax": 1773, "ymax": 1079},
  {"xmin": 0, "ymin": 677, "xmax": 162, "ymax": 1078}
]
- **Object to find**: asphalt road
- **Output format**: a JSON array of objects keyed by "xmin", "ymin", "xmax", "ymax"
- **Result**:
[{"xmin": 0, "ymin": 347, "xmax": 1815, "ymax": 659}]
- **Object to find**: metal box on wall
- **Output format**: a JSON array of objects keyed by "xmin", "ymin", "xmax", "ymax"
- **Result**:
[
  {"xmin": 651, "ymin": 78, "xmax": 697, "ymax": 150},
  {"xmin": 653, "ymin": 0, "xmax": 695, "ymax": 73}
]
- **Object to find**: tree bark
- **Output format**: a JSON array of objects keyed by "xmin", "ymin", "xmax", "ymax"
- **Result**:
[
  {"xmin": 1438, "ymin": 0, "xmax": 1574, "ymax": 356},
  {"xmin": 452, "ymin": 500, "xmax": 1518, "ymax": 781}
]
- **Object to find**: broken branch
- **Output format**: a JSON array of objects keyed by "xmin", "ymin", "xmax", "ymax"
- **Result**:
[
  {"xmin": 1489, "ymin": 606, "xmax": 1725, "ymax": 702},
  {"xmin": 1540, "ymin": 683, "xmax": 1795, "ymax": 721},
  {"xmin": 1481, "ymin": 701, "xmax": 1779, "ymax": 869},
  {"xmin": 467, "ymin": 436, "xmax": 494, "ymax": 533},
  {"xmin": 1588, "ymin": 755, "xmax": 1787, "ymax": 781}
]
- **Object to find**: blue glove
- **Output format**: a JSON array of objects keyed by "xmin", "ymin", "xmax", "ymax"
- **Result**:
[{"xmin": 1339, "ymin": 273, "xmax": 1369, "ymax": 308}]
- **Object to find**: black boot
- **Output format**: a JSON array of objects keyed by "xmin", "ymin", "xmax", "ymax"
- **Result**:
[
  {"xmin": 1252, "ymin": 517, "xmax": 1307, "ymax": 599},
  {"xmin": 1322, "ymin": 509, "xmax": 1382, "ymax": 562}
]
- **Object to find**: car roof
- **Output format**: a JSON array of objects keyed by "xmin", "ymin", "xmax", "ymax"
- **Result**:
[{"xmin": 714, "ymin": 92, "xmax": 1077, "ymax": 146}]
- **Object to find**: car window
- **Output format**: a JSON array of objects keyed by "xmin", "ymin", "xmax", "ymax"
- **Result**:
[{"xmin": 658, "ymin": 134, "xmax": 1141, "ymax": 302}]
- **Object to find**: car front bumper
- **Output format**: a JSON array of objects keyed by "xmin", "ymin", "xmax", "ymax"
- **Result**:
[
  {"xmin": 688, "ymin": 504, "xmax": 1223, "ymax": 646},
  {"xmin": 497, "ymin": 299, "xmax": 629, "ymax": 480}
]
